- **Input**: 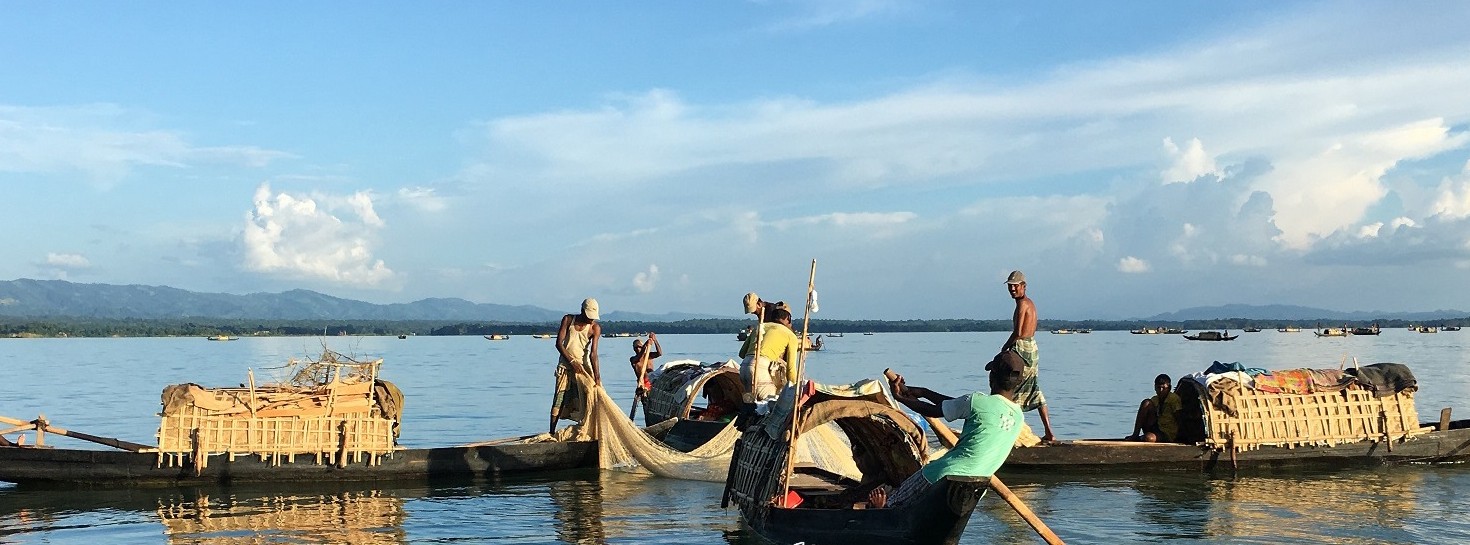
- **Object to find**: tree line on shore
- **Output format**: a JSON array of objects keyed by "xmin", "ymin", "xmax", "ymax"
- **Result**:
[{"xmin": 2, "ymin": 316, "xmax": 1467, "ymax": 339}]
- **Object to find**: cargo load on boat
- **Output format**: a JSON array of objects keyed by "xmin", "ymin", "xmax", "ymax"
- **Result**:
[
  {"xmin": 156, "ymin": 350, "xmax": 403, "ymax": 471},
  {"xmin": 1176, "ymin": 362, "xmax": 1428, "ymax": 451}
]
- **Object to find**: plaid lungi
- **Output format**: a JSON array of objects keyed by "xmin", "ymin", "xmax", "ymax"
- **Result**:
[
  {"xmin": 1010, "ymin": 338, "xmax": 1046, "ymax": 411},
  {"xmin": 550, "ymin": 362, "xmax": 587, "ymax": 422}
]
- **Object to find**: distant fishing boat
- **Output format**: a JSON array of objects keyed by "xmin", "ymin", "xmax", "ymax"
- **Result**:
[
  {"xmin": 1050, "ymin": 329, "xmax": 1074, "ymax": 334},
  {"xmin": 1444, "ymin": 326, "xmax": 1462, "ymax": 332},
  {"xmin": 205, "ymin": 335, "xmax": 237, "ymax": 341},
  {"xmin": 1278, "ymin": 326, "xmax": 1302, "ymax": 333},
  {"xmin": 532, "ymin": 334, "xmax": 554, "ymax": 339},
  {"xmin": 1350, "ymin": 324, "xmax": 1381, "ymax": 336},
  {"xmin": 1243, "ymin": 327, "xmax": 1262, "ymax": 333},
  {"xmin": 1315, "ymin": 326, "xmax": 1350, "ymax": 337},
  {"xmin": 1416, "ymin": 326, "xmax": 1439, "ymax": 334},
  {"xmin": 1184, "ymin": 330, "xmax": 1237, "ymax": 341},
  {"xmin": 484, "ymin": 334, "xmax": 509, "ymax": 341}
]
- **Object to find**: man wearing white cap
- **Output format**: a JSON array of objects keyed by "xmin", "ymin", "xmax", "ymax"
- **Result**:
[
  {"xmin": 1003, "ymin": 271, "xmax": 1055, "ymax": 443},
  {"xmin": 550, "ymin": 298, "xmax": 602, "ymax": 434}
]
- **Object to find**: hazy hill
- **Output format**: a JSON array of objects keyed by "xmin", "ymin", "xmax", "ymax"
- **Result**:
[
  {"xmin": 0, "ymin": 279, "xmax": 712, "ymax": 322},
  {"xmin": 1145, "ymin": 304, "xmax": 1467, "ymax": 322}
]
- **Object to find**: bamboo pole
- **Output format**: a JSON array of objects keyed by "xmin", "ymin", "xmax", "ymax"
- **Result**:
[
  {"xmin": 0, "ymin": 414, "xmax": 152, "ymax": 452},
  {"xmin": 778, "ymin": 259, "xmax": 818, "ymax": 506},
  {"xmin": 630, "ymin": 332, "xmax": 655, "ymax": 419}
]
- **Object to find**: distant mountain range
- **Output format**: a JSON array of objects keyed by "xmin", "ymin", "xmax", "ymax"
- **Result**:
[
  {"xmin": 0, "ymin": 279, "xmax": 715, "ymax": 323},
  {"xmin": 1145, "ymin": 304, "xmax": 1469, "ymax": 322},
  {"xmin": 2, "ymin": 279, "xmax": 1465, "ymax": 323}
]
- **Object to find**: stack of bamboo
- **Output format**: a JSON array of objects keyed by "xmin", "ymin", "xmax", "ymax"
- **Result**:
[{"xmin": 156, "ymin": 353, "xmax": 399, "ymax": 471}]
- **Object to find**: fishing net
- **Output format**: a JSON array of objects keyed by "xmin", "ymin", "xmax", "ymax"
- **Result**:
[{"xmin": 569, "ymin": 373, "xmax": 862, "ymax": 482}]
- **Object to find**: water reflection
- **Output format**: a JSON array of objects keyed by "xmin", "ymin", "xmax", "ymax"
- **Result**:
[
  {"xmin": 159, "ymin": 489, "xmax": 407, "ymax": 544},
  {"xmin": 549, "ymin": 478, "xmax": 606, "ymax": 544}
]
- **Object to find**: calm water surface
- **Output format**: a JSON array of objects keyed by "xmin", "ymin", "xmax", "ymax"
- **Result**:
[{"xmin": 1, "ymin": 331, "xmax": 1468, "ymax": 544}]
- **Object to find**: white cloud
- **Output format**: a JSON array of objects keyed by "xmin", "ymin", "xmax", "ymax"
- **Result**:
[
  {"xmin": 45, "ymin": 253, "xmax": 91, "ymax": 269},
  {"xmin": 1162, "ymin": 137, "xmax": 1221, "ymax": 183},
  {"xmin": 242, "ymin": 183, "xmax": 395, "ymax": 286},
  {"xmin": 0, "ymin": 104, "xmax": 291, "ymax": 186},
  {"xmin": 398, "ymin": 186, "xmax": 448, "ymax": 213},
  {"xmin": 632, "ymin": 264, "xmax": 660, "ymax": 293},
  {"xmin": 761, "ymin": 0, "xmax": 908, "ymax": 32},
  {"xmin": 1118, "ymin": 256, "xmax": 1150, "ymax": 273}
]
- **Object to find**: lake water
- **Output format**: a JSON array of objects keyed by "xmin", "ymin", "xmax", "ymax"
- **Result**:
[{"xmin": 1, "ymin": 330, "xmax": 1468, "ymax": 544}]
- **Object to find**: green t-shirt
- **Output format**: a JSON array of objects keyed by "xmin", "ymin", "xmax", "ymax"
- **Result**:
[
  {"xmin": 1155, "ymin": 392, "xmax": 1183, "ymax": 441},
  {"xmin": 921, "ymin": 393, "xmax": 1024, "ymax": 482}
]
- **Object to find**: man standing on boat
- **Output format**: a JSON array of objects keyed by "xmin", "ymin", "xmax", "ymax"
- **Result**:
[
  {"xmin": 550, "ymin": 298, "xmax": 602, "ymax": 434},
  {"xmin": 882, "ymin": 351, "xmax": 1026, "ymax": 506},
  {"xmin": 737, "ymin": 307, "xmax": 801, "ymax": 403},
  {"xmin": 1003, "ymin": 270, "xmax": 1056, "ymax": 443}
]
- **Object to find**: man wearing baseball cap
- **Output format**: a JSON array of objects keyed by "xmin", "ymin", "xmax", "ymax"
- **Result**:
[
  {"xmin": 1003, "ymin": 270, "xmax": 1056, "ymax": 443},
  {"xmin": 549, "ymin": 298, "xmax": 602, "ymax": 434}
]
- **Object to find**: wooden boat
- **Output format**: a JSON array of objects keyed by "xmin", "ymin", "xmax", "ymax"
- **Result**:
[
  {"xmin": 0, "ymin": 435, "xmax": 600, "ymax": 487},
  {"xmin": 1163, "ymin": 328, "xmax": 1187, "ymax": 334},
  {"xmin": 825, "ymin": 332, "xmax": 845, "ymax": 338},
  {"xmin": 1049, "ymin": 329, "xmax": 1074, "ymax": 334},
  {"xmin": 1076, "ymin": 328, "xmax": 1092, "ymax": 334},
  {"xmin": 1004, "ymin": 420, "xmax": 1470, "ymax": 472},
  {"xmin": 1005, "ymin": 364, "xmax": 1469, "ymax": 473},
  {"xmin": 1314, "ymin": 327, "xmax": 1349, "ymax": 337},
  {"xmin": 1278, "ymin": 326, "xmax": 1302, "ymax": 332},
  {"xmin": 532, "ymin": 333, "xmax": 554, "ymax": 339},
  {"xmin": 1130, "ymin": 327, "xmax": 1162, "ymax": 334},
  {"xmin": 1416, "ymin": 326, "xmax": 1440, "ymax": 333},
  {"xmin": 638, "ymin": 360, "xmax": 742, "ymax": 452},
  {"xmin": 397, "ymin": 334, "xmax": 407, "ymax": 339},
  {"xmin": 205, "ymin": 335, "xmax": 237, "ymax": 341},
  {"xmin": 1444, "ymin": 326, "xmax": 1462, "ymax": 332},
  {"xmin": 1351, "ymin": 325, "xmax": 1381, "ymax": 335},
  {"xmin": 801, "ymin": 334, "xmax": 824, "ymax": 351},
  {"xmin": 1183, "ymin": 330, "xmax": 1237, "ymax": 341},
  {"xmin": 724, "ymin": 387, "xmax": 986, "ymax": 545},
  {"xmin": 1242, "ymin": 327, "xmax": 1262, "ymax": 333},
  {"xmin": 484, "ymin": 334, "xmax": 509, "ymax": 340}
]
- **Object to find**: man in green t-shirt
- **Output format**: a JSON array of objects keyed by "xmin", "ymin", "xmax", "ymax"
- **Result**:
[
  {"xmin": 1128, "ymin": 373, "xmax": 1182, "ymax": 442},
  {"xmin": 880, "ymin": 351, "xmax": 1026, "ymax": 507}
]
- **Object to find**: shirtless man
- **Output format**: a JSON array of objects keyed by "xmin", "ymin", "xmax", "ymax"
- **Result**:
[
  {"xmin": 629, "ymin": 332, "xmax": 662, "ymax": 394},
  {"xmin": 1003, "ymin": 271, "xmax": 1055, "ymax": 443}
]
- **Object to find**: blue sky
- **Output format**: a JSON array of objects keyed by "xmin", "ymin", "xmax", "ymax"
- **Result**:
[{"xmin": 4, "ymin": 1, "xmax": 1470, "ymax": 320}]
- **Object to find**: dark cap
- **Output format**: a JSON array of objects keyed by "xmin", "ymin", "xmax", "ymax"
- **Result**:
[{"xmin": 985, "ymin": 351, "xmax": 1026, "ymax": 374}]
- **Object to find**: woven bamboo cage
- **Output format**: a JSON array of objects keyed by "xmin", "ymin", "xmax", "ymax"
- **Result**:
[
  {"xmin": 727, "ymin": 393, "xmax": 925, "ymax": 517},
  {"xmin": 1183, "ymin": 365, "xmax": 1430, "ymax": 451},
  {"xmin": 641, "ymin": 360, "xmax": 742, "ymax": 426},
  {"xmin": 156, "ymin": 351, "xmax": 402, "ymax": 471}
]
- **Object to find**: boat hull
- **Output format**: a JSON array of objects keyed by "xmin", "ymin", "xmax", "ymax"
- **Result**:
[
  {"xmin": 1002, "ymin": 422, "xmax": 1470, "ymax": 473},
  {"xmin": 745, "ymin": 477, "xmax": 985, "ymax": 545},
  {"xmin": 0, "ymin": 439, "xmax": 598, "ymax": 488}
]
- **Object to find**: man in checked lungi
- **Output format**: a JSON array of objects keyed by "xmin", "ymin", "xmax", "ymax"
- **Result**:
[{"xmin": 1002, "ymin": 270, "xmax": 1056, "ymax": 443}]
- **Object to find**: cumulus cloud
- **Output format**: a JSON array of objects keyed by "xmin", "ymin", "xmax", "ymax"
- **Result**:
[
  {"xmin": 242, "ymin": 183, "xmax": 395, "ymax": 286},
  {"xmin": 1162, "ymin": 137, "xmax": 1221, "ymax": 183},
  {"xmin": 1118, "ymin": 256, "xmax": 1150, "ymax": 273},
  {"xmin": 632, "ymin": 264, "xmax": 660, "ymax": 293}
]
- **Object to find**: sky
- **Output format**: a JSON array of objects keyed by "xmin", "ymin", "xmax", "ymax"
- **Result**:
[{"xmin": 3, "ymin": 2, "xmax": 1470, "ymax": 321}]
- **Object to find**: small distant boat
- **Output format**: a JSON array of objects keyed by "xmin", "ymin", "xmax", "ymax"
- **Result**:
[
  {"xmin": 1184, "ymin": 330, "xmax": 1237, "ymax": 341},
  {"xmin": 397, "ymin": 334, "xmax": 407, "ymax": 339},
  {"xmin": 1444, "ymin": 326, "xmax": 1462, "ymax": 332},
  {"xmin": 863, "ymin": 332, "xmax": 875, "ymax": 336},
  {"xmin": 1130, "ymin": 327, "xmax": 1163, "ymax": 334},
  {"xmin": 532, "ymin": 334, "xmax": 554, "ymax": 339},
  {"xmin": 1278, "ymin": 326, "xmax": 1302, "ymax": 333},
  {"xmin": 1050, "ymin": 329, "xmax": 1074, "ymax": 334},
  {"xmin": 205, "ymin": 335, "xmax": 237, "ymax": 341},
  {"xmin": 1350, "ymin": 325, "xmax": 1381, "ymax": 336},
  {"xmin": 484, "ymin": 334, "xmax": 509, "ymax": 341},
  {"xmin": 1416, "ymin": 326, "xmax": 1439, "ymax": 334},
  {"xmin": 801, "ymin": 334, "xmax": 824, "ymax": 351},
  {"xmin": 1242, "ymin": 327, "xmax": 1262, "ymax": 333},
  {"xmin": 825, "ymin": 333, "xmax": 845, "ymax": 338},
  {"xmin": 1315, "ymin": 327, "xmax": 1350, "ymax": 337},
  {"xmin": 1076, "ymin": 329, "xmax": 1092, "ymax": 334},
  {"xmin": 1163, "ymin": 328, "xmax": 1187, "ymax": 335}
]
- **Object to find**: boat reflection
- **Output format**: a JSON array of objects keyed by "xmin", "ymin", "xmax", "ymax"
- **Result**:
[{"xmin": 159, "ymin": 489, "xmax": 407, "ymax": 544}]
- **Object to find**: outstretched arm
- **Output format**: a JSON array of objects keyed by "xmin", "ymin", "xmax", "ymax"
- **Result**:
[{"xmin": 888, "ymin": 373, "xmax": 953, "ymax": 419}]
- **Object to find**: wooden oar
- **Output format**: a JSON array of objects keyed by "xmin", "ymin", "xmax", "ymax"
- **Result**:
[
  {"xmin": 629, "ymin": 332, "xmax": 655, "ymax": 419},
  {"xmin": 881, "ymin": 370, "xmax": 1066, "ymax": 545},
  {"xmin": 0, "ymin": 414, "xmax": 153, "ymax": 452}
]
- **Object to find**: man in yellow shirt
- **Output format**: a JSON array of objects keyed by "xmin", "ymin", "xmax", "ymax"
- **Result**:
[
  {"xmin": 1128, "ymin": 373, "xmax": 1182, "ymax": 442},
  {"xmin": 737, "ymin": 307, "xmax": 801, "ymax": 401}
]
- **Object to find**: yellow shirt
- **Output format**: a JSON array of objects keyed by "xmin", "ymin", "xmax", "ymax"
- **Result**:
[{"xmin": 738, "ymin": 323, "xmax": 801, "ymax": 384}]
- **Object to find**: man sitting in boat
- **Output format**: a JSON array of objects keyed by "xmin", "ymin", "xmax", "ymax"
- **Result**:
[
  {"xmin": 880, "ymin": 351, "xmax": 1025, "ymax": 507},
  {"xmin": 1126, "ymin": 374, "xmax": 1182, "ymax": 442},
  {"xmin": 737, "ymin": 307, "xmax": 801, "ymax": 407}
]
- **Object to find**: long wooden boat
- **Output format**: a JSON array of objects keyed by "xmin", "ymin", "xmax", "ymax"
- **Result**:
[
  {"xmin": 1003, "ymin": 420, "xmax": 1470, "ymax": 473},
  {"xmin": 1184, "ymin": 331, "xmax": 1237, "ymax": 341},
  {"xmin": 725, "ymin": 385, "xmax": 986, "ymax": 545},
  {"xmin": 0, "ymin": 436, "xmax": 599, "ymax": 487},
  {"xmin": 638, "ymin": 359, "xmax": 741, "ymax": 452}
]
